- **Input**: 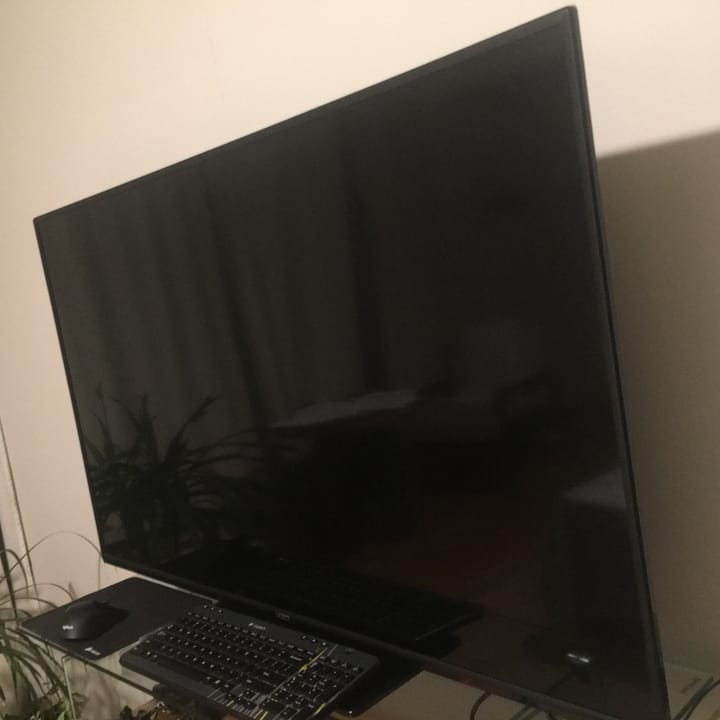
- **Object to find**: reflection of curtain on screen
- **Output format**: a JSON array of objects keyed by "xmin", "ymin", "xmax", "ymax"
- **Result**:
[
  {"xmin": 205, "ymin": 117, "xmax": 368, "ymax": 426},
  {"xmin": 42, "ymin": 169, "xmax": 248, "ymax": 454},
  {"xmin": 40, "ymin": 127, "xmax": 370, "ymax": 456}
]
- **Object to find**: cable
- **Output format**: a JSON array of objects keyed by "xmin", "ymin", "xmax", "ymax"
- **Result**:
[
  {"xmin": 468, "ymin": 690, "xmax": 492, "ymax": 720},
  {"xmin": 679, "ymin": 677, "xmax": 720, "ymax": 720}
]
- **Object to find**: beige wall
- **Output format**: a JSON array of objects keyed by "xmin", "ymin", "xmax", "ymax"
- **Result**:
[
  {"xmin": 599, "ymin": 133, "xmax": 720, "ymax": 670},
  {"xmin": 2, "ymin": 0, "xmax": 720, "ymax": 677}
]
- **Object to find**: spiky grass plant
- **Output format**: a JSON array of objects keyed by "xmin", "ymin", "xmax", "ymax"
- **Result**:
[{"xmin": 0, "ymin": 544, "xmax": 74, "ymax": 719}]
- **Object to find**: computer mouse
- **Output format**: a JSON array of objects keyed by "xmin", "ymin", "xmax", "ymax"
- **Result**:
[{"xmin": 61, "ymin": 599, "xmax": 128, "ymax": 642}]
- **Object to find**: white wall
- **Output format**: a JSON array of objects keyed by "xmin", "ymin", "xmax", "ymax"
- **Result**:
[{"xmin": 2, "ymin": 0, "xmax": 720, "ymax": 669}]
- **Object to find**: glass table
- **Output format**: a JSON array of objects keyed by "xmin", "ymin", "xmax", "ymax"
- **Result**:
[{"xmin": 26, "ymin": 632, "xmax": 718, "ymax": 720}]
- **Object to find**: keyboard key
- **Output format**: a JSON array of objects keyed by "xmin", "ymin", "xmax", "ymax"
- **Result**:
[{"xmin": 262, "ymin": 698, "xmax": 288, "ymax": 714}]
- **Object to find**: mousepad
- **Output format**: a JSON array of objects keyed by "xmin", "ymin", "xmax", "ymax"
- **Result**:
[{"xmin": 22, "ymin": 577, "xmax": 206, "ymax": 660}]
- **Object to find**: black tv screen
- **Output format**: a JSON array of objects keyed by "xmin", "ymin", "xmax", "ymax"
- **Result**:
[{"xmin": 36, "ymin": 8, "xmax": 668, "ymax": 720}]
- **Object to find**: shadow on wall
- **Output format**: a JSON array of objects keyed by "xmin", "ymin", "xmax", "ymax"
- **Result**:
[{"xmin": 597, "ymin": 129, "xmax": 720, "ymax": 670}]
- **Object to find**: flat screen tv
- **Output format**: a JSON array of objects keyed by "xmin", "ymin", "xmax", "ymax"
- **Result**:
[{"xmin": 36, "ymin": 7, "xmax": 669, "ymax": 720}]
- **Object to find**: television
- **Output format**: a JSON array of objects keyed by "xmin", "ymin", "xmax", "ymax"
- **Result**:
[{"xmin": 35, "ymin": 7, "xmax": 669, "ymax": 720}]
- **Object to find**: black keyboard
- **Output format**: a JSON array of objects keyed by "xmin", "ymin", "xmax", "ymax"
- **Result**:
[{"xmin": 120, "ymin": 604, "xmax": 379, "ymax": 720}]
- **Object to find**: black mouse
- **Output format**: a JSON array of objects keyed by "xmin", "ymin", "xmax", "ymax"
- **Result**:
[{"xmin": 61, "ymin": 599, "xmax": 128, "ymax": 641}]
